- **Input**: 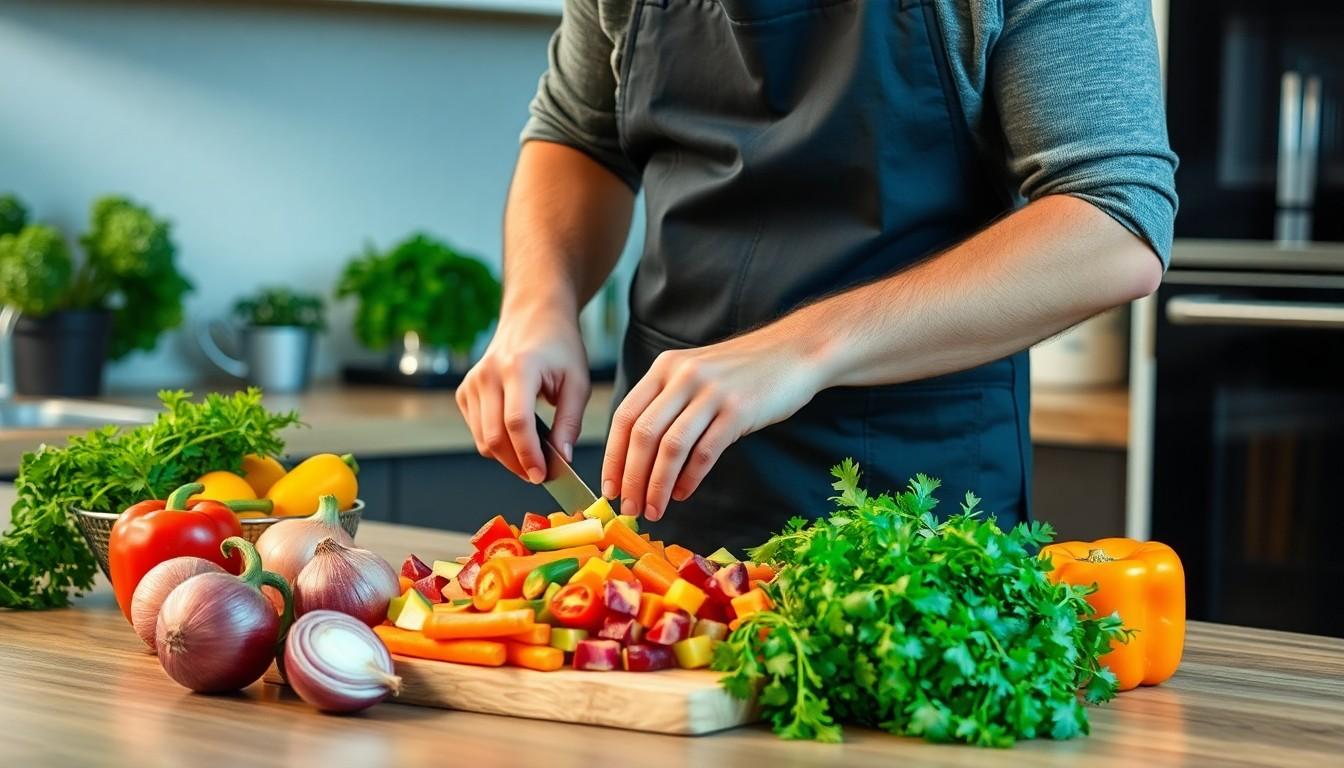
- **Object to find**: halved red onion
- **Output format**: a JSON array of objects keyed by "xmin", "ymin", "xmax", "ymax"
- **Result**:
[{"xmin": 284, "ymin": 610, "xmax": 400, "ymax": 713}]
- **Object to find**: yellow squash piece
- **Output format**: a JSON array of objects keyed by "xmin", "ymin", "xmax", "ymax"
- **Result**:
[
  {"xmin": 241, "ymin": 453, "xmax": 287, "ymax": 496},
  {"xmin": 264, "ymin": 452, "xmax": 359, "ymax": 517}
]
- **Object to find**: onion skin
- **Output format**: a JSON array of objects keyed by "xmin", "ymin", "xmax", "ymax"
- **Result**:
[
  {"xmin": 294, "ymin": 538, "xmax": 398, "ymax": 627},
  {"xmin": 131, "ymin": 557, "xmax": 225, "ymax": 652},
  {"xmin": 156, "ymin": 537, "xmax": 294, "ymax": 694},
  {"xmin": 255, "ymin": 494, "xmax": 354, "ymax": 612},
  {"xmin": 284, "ymin": 610, "xmax": 400, "ymax": 713}
]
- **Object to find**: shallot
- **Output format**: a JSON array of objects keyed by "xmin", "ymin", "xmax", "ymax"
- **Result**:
[
  {"xmin": 130, "ymin": 556, "xmax": 225, "ymax": 651},
  {"xmin": 294, "ymin": 537, "xmax": 398, "ymax": 627},
  {"xmin": 255, "ymin": 493, "xmax": 354, "ymax": 612},
  {"xmin": 284, "ymin": 610, "xmax": 400, "ymax": 713}
]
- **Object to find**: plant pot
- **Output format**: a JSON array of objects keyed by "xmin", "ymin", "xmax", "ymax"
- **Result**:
[
  {"xmin": 13, "ymin": 309, "xmax": 112, "ymax": 397},
  {"xmin": 198, "ymin": 322, "xmax": 316, "ymax": 393}
]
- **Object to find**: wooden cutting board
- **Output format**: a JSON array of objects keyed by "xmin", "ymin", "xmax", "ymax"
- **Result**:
[{"xmin": 265, "ymin": 655, "xmax": 757, "ymax": 735}]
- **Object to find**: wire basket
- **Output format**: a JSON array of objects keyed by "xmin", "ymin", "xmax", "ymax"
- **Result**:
[{"xmin": 72, "ymin": 499, "xmax": 365, "ymax": 580}]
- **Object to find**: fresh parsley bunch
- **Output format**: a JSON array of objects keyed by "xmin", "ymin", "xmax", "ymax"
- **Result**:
[
  {"xmin": 0, "ymin": 390, "xmax": 299, "ymax": 609},
  {"xmin": 712, "ymin": 460, "xmax": 1128, "ymax": 746}
]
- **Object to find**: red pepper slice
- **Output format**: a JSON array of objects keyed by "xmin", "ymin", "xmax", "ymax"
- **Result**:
[
  {"xmin": 520, "ymin": 512, "xmax": 551, "ymax": 534},
  {"xmin": 471, "ymin": 515, "xmax": 515, "ymax": 552},
  {"xmin": 549, "ymin": 583, "xmax": 604, "ymax": 629},
  {"xmin": 484, "ymin": 537, "xmax": 530, "ymax": 561}
]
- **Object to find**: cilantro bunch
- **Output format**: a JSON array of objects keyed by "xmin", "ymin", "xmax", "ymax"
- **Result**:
[
  {"xmin": 712, "ymin": 460, "xmax": 1128, "ymax": 747},
  {"xmin": 0, "ymin": 390, "xmax": 299, "ymax": 609}
]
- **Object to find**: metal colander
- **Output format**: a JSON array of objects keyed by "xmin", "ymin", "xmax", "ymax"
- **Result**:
[{"xmin": 72, "ymin": 499, "xmax": 365, "ymax": 579}]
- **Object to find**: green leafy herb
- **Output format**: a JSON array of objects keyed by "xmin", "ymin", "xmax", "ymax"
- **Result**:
[
  {"xmin": 233, "ymin": 286, "xmax": 326, "ymax": 330},
  {"xmin": 0, "ymin": 390, "xmax": 299, "ymax": 609},
  {"xmin": 0, "ymin": 224, "xmax": 74, "ymax": 316},
  {"xmin": 0, "ymin": 193, "xmax": 29, "ymax": 237},
  {"xmin": 712, "ymin": 459, "xmax": 1131, "ymax": 747}
]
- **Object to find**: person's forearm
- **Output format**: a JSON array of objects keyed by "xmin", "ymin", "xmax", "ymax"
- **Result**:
[
  {"xmin": 502, "ymin": 141, "xmax": 635, "ymax": 320},
  {"xmin": 776, "ymin": 195, "xmax": 1164, "ymax": 388}
]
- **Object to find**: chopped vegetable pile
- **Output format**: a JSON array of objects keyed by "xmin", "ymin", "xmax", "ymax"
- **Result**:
[{"xmin": 383, "ymin": 498, "xmax": 777, "ymax": 675}]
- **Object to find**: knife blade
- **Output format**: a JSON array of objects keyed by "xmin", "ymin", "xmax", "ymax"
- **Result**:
[{"xmin": 534, "ymin": 414, "xmax": 599, "ymax": 514}]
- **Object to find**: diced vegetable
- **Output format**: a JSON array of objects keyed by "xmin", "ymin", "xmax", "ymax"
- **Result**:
[
  {"xmin": 387, "ymin": 590, "xmax": 410, "ymax": 623},
  {"xmin": 398, "ymin": 575, "xmax": 413, "ymax": 594},
  {"xmin": 471, "ymin": 515, "xmax": 515, "ymax": 552},
  {"xmin": 650, "ymin": 540, "xmax": 667, "ymax": 561},
  {"xmin": 494, "ymin": 597, "xmax": 531, "ymax": 612},
  {"xmin": 607, "ymin": 560, "xmax": 637, "ymax": 583},
  {"xmin": 672, "ymin": 634, "xmax": 715, "ymax": 669},
  {"xmin": 520, "ymin": 512, "xmax": 550, "ymax": 534},
  {"xmin": 581, "ymin": 497, "xmax": 616, "ymax": 524},
  {"xmin": 548, "ymin": 627, "xmax": 589, "ymax": 652},
  {"xmin": 600, "ymin": 517, "xmax": 656, "ymax": 559},
  {"xmin": 633, "ymin": 553, "xmax": 679, "ymax": 595},
  {"xmin": 663, "ymin": 544, "xmax": 694, "ymax": 569},
  {"xmin": 474, "ymin": 545, "xmax": 602, "ymax": 602},
  {"xmin": 547, "ymin": 510, "xmax": 584, "ymax": 527},
  {"xmin": 696, "ymin": 598, "xmax": 731, "ymax": 623},
  {"xmin": 483, "ymin": 537, "xmax": 529, "ymax": 560},
  {"xmin": 730, "ymin": 587, "xmax": 774, "ymax": 620},
  {"xmin": 636, "ymin": 592, "xmax": 666, "ymax": 629},
  {"xmin": 549, "ymin": 583, "xmax": 604, "ymax": 628},
  {"xmin": 691, "ymin": 618, "xmax": 730, "ymax": 642},
  {"xmin": 646, "ymin": 611, "xmax": 692, "ymax": 645},
  {"xmin": 707, "ymin": 562, "xmax": 749, "ymax": 603},
  {"xmin": 522, "ymin": 557, "xmax": 580, "ymax": 599},
  {"xmin": 508, "ymin": 623, "xmax": 552, "ymax": 645},
  {"xmin": 392, "ymin": 587, "xmax": 434, "ymax": 631},
  {"xmin": 598, "ymin": 615, "xmax": 641, "ymax": 643},
  {"xmin": 602, "ymin": 545, "xmax": 637, "ymax": 565},
  {"xmin": 431, "ymin": 560, "xmax": 464, "ymax": 581},
  {"xmin": 706, "ymin": 547, "xmax": 739, "ymax": 567},
  {"xmin": 433, "ymin": 598, "xmax": 475, "ymax": 613},
  {"xmin": 569, "ymin": 557, "xmax": 614, "ymax": 593},
  {"xmin": 537, "ymin": 582, "xmax": 562, "ymax": 624},
  {"xmin": 677, "ymin": 554, "xmax": 718, "ymax": 590},
  {"xmin": 440, "ymin": 578, "xmax": 469, "ymax": 603},
  {"xmin": 573, "ymin": 639, "xmax": 622, "ymax": 671},
  {"xmin": 624, "ymin": 643, "xmax": 675, "ymax": 671},
  {"xmin": 745, "ymin": 562, "xmax": 778, "ymax": 583},
  {"xmin": 422, "ymin": 608, "xmax": 535, "ymax": 640},
  {"xmin": 457, "ymin": 559, "xmax": 482, "ymax": 595},
  {"xmin": 520, "ymin": 517, "xmax": 604, "ymax": 551},
  {"xmin": 663, "ymin": 578, "xmax": 707, "ymax": 616},
  {"xmin": 374, "ymin": 625, "xmax": 506, "ymax": 667},
  {"xmin": 615, "ymin": 515, "xmax": 639, "ymax": 533},
  {"xmin": 401, "ymin": 554, "xmax": 433, "ymax": 581},
  {"xmin": 412, "ymin": 573, "xmax": 448, "ymax": 604},
  {"xmin": 603, "ymin": 579, "xmax": 642, "ymax": 616},
  {"xmin": 505, "ymin": 641, "xmax": 565, "ymax": 671}
]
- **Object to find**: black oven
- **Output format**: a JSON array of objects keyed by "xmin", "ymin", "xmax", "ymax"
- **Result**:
[{"xmin": 1150, "ymin": 247, "xmax": 1344, "ymax": 636}]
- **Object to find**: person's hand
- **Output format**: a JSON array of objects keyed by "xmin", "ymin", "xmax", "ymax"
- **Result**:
[
  {"xmin": 458, "ymin": 307, "xmax": 589, "ymax": 483},
  {"xmin": 602, "ymin": 327, "xmax": 829, "ymax": 520}
]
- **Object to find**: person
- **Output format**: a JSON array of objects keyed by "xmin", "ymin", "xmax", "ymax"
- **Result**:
[{"xmin": 457, "ymin": 0, "xmax": 1177, "ymax": 553}]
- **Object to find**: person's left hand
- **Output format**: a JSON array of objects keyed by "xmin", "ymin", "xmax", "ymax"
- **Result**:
[{"xmin": 601, "ymin": 328, "xmax": 829, "ymax": 521}]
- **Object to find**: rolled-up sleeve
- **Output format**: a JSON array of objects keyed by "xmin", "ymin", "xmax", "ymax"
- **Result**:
[
  {"xmin": 992, "ymin": 0, "xmax": 1179, "ymax": 265},
  {"xmin": 522, "ymin": 0, "xmax": 640, "ymax": 190}
]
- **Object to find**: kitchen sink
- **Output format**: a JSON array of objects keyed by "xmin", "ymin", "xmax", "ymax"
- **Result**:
[{"xmin": 0, "ymin": 399, "xmax": 158, "ymax": 430}]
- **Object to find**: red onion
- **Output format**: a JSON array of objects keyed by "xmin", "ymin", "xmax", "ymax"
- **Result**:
[
  {"xmin": 294, "ymin": 538, "xmax": 398, "ymax": 627},
  {"xmin": 130, "ymin": 557, "xmax": 225, "ymax": 651},
  {"xmin": 255, "ymin": 494, "xmax": 354, "ymax": 613},
  {"xmin": 284, "ymin": 610, "xmax": 400, "ymax": 713},
  {"xmin": 156, "ymin": 536, "xmax": 294, "ymax": 693}
]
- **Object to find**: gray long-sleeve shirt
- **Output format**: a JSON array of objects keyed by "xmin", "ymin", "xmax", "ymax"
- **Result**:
[{"xmin": 523, "ymin": 0, "xmax": 1179, "ymax": 264}]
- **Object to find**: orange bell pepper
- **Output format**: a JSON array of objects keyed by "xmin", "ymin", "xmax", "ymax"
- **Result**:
[{"xmin": 1041, "ymin": 538, "xmax": 1185, "ymax": 691}]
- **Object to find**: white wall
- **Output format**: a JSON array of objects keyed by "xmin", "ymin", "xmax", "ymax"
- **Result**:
[{"xmin": 0, "ymin": 0, "xmax": 641, "ymax": 389}]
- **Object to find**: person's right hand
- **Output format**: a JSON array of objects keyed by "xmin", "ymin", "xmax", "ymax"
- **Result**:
[{"xmin": 457, "ymin": 307, "xmax": 590, "ymax": 484}]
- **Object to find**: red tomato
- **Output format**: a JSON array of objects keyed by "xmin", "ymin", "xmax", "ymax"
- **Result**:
[
  {"xmin": 550, "ymin": 583, "xmax": 603, "ymax": 628},
  {"xmin": 471, "ymin": 515, "xmax": 514, "ymax": 552},
  {"xmin": 483, "ymin": 537, "xmax": 529, "ymax": 560},
  {"xmin": 520, "ymin": 512, "xmax": 550, "ymax": 534}
]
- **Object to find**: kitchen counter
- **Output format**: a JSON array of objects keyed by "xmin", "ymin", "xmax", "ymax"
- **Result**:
[
  {"xmin": 2, "ymin": 489, "xmax": 1340, "ymax": 767},
  {"xmin": 0, "ymin": 382, "xmax": 1127, "ymax": 474}
]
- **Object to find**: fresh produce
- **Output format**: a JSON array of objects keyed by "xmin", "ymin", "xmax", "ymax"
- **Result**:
[
  {"xmin": 598, "ymin": 616, "xmax": 643, "ymax": 643},
  {"xmin": 647, "ymin": 611, "xmax": 692, "ymax": 645},
  {"xmin": 1, "ymin": 389, "xmax": 297, "ymax": 609},
  {"xmin": 520, "ymin": 512, "xmax": 550, "ymax": 534},
  {"xmin": 663, "ymin": 544, "xmax": 694, "ymax": 569},
  {"xmin": 549, "ymin": 627, "xmax": 588, "ymax": 652},
  {"xmin": 624, "ymin": 643, "xmax": 675, "ymax": 671},
  {"xmin": 423, "ymin": 608, "xmax": 535, "ymax": 640},
  {"xmin": 264, "ymin": 453, "xmax": 359, "ymax": 518},
  {"xmin": 706, "ymin": 547, "xmax": 739, "ymax": 567},
  {"xmin": 390, "ymin": 588, "xmax": 434, "ymax": 631},
  {"xmin": 581, "ymin": 497, "xmax": 616, "ymax": 524},
  {"xmin": 568, "ymin": 556, "xmax": 614, "ymax": 592},
  {"xmin": 190, "ymin": 470, "xmax": 258, "ymax": 502},
  {"xmin": 636, "ymin": 593, "xmax": 666, "ymax": 629},
  {"xmin": 673, "ymin": 635, "xmax": 715, "ymax": 669},
  {"xmin": 519, "ymin": 517, "xmax": 603, "ymax": 551},
  {"xmin": 473, "ymin": 545, "xmax": 601, "ymax": 606},
  {"xmin": 522, "ymin": 558, "xmax": 579, "ymax": 599},
  {"xmin": 508, "ymin": 623, "xmax": 552, "ymax": 645},
  {"xmin": 707, "ymin": 562, "xmax": 749, "ymax": 603},
  {"xmin": 573, "ymin": 639, "xmax": 622, "ymax": 671},
  {"xmin": 130, "ymin": 557, "xmax": 225, "ymax": 650},
  {"xmin": 431, "ymin": 560, "xmax": 464, "ymax": 581},
  {"xmin": 234, "ymin": 287, "xmax": 326, "ymax": 331},
  {"xmin": 374, "ymin": 625, "xmax": 507, "ymax": 666},
  {"xmin": 691, "ymin": 618, "xmax": 730, "ymax": 643},
  {"xmin": 729, "ymin": 587, "xmax": 773, "ymax": 620},
  {"xmin": 412, "ymin": 573, "xmax": 449, "ymax": 604},
  {"xmin": 241, "ymin": 454, "xmax": 287, "ymax": 496},
  {"xmin": 401, "ymin": 554, "xmax": 433, "ymax": 581},
  {"xmin": 284, "ymin": 610, "xmax": 400, "ymax": 713},
  {"xmin": 1041, "ymin": 538, "xmax": 1185, "ymax": 691},
  {"xmin": 600, "ymin": 516, "xmax": 655, "ymax": 559},
  {"xmin": 549, "ymin": 583, "xmax": 603, "ymax": 629},
  {"xmin": 676, "ymin": 554, "xmax": 718, "ymax": 589},
  {"xmin": 664, "ymin": 578, "xmax": 707, "ymax": 615},
  {"xmin": 293, "ymin": 538, "xmax": 399, "ymax": 627},
  {"xmin": 632, "ymin": 553, "xmax": 678, "ymax": 595},
  {"xmin": 603, "ymin": 579, "xmax": 642, "ymax": 616},
  {"xmin": 255, "ymin": 494, "xmax": 355, "ymax": 611},
  {"xmin": 155, "ymin": 537, "xmax": 293, "ymax": 693},
  {"xmin": 712, "ymin": 462, "xmax": 1131, "ymax": 746},
  {"xmin": 108, "ymin": 482, "xmax": 246, "ymax": 622},
  {"xmin": 483, "ymin": 537, "xmax": 529, "ymax": 560},
  {"xmin": 505, "ymin": 641, "xmax": 565, "ymax": 672}
]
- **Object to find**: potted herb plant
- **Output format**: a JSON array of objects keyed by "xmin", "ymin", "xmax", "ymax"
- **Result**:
[
  {"xmin": 336, "ymin": 232, "xmax": 501, "ymax": 376},
  {"xmin": 0, "ymin": 193, "xmax": 192, "ymax": 397},
  {"xmin": 198, "ymin": 287, "xmax": 326, "ymax": 393}
]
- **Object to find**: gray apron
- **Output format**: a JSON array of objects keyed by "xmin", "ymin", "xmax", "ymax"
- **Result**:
[{"xmin": 613, "ymin": 0, "xmax": 1031, "ymax": 554}]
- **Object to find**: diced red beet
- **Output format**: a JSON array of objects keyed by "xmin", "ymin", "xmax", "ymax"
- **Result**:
[
  {"xmin": 707, "ymin": 562, "xmax": 749, "ymax": 603},
  {"xmin": 573, "ymin": 639, "xmax": 622, "ymax": 671},
  {"xmin": 696, "ymin": 598, "xmax": 731, "ymax": 623},
  {"xmin": 598, "ymin": 615, "xmax": 639, "ymax": 643},
  {"xmin": 457, "ymin": 559, "xmax": 482, "ymax": 595},
  {"xmin": 676, "ymin": 554, "xmax": 718, "ymax": 590},
  {"xmin": 412, "ymin": 573, "xmax": 448, "ymax": 604},
  {"xmin": 624, "ymin": 643, "xmax": 675, "ymax": 672},
  {"xmin": 646, "ymin": 611, "xmax": 692, "ymax": 645},
  {"xmin": 603, "ymin": 579, "xmax": 642, "ymax": 616},
  {"xmin": 401, "ymin": 554, "xmax": 433, "ymax": 581}
]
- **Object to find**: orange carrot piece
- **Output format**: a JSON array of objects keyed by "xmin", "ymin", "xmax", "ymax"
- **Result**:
[
  {"xmin": 477, "ymin": 545, "xmax": 602, "ymax": 598},
  {"xmin": 650, "ymin": 540, "xmax": 667, "ymax": 561},
  {"xmin": 600, "ymin": 518, "xmax": 655, "ymax": 559},
  {"xmin": 507, "ymin": 623, "xmax": 552, "ymax": 645},
  {"xmin": 633, "ymin": 553, "xmax": 678, "ymax": 595},
  {"xmin": 423, "ymin": 608, "xmax": 535, "ymax": 640},
  {"xmin": 636, "ymin": 592, "xmax": 666, "ymax": 628},
  {"xmin": 608, "ymin": 560, "xmax": 636, "ymax": 583},
  {"xmin": 398, "ymin": 575, "xmax": 414, "ymax": 593},
  {"xmin": 663, "ymin": 544, "xmax": 694, "ymax": 569},
  {"xmin": 374, "ymin": 625, "xmax": 507, "ymax": 666},
  {"xmin": 745, "ymin": 562, "xmax": 777, "ymax": 583},
  {"xmin": 505, "ymin": 641, "xmax": 564, "ymax": 672}
]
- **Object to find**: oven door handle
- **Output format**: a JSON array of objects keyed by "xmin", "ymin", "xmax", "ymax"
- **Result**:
[{"xmin": 1166, "ymin": 295, "xmax": 1344, "ymax": 329}]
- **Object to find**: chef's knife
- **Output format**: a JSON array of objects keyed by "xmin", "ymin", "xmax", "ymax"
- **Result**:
[{"xmin": 534, "ymin": 414, "xmax": 600, "ymax": 514}]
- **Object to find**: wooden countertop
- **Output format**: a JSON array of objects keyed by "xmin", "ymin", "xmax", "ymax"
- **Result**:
[
  {"xmin": 0, "ymin": 382, "xmax": 1127, "ymax": 474},
  {"xmin": 2, "ymin": 491, "xmax": 1340, "ymax": 767}
]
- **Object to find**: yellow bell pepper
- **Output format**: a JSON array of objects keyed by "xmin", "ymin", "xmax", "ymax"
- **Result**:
[
  {"xmin": 241, "ymin": 453, "xmax": 287, "ymax": 497},
  {"xmin": 263, "ymin": 453, "xmax": 359, "ymax": 517},
  {"xmin": 1041, "ymin": 538, "xmax": 1185, "ymax": 691}
]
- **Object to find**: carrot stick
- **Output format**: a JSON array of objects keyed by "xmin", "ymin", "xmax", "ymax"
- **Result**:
[
  {"xmin": 745, "ymin": 562, "xmax": 777, "ymax": 583},
  {"xmin": 650, "ymin": 540, "xmax": 667, "ymax": 561},
  {"xmin": 423, "ymin": 608, "xmax": 535, "ymax": 640},
  {"xmin": 608, "ymin": 560, "xmax": 636, "ymax": 583},
  {"xmin": 663, "ymin": 544, "xmax": 694, "ymax": 569},
  {"xmin": 633, "ymin": 553, "xmax": 678, "ymax": 595},
  {"xmin": 600, "ymin": 518, "xmax": 655, "ymax": 559},
  {"xmin": 507, "ymin": 623, "xmax": 552, "ymax": 645},
  {"xmin": 478, "ymin": 545, "xmax": 602, "ymax": 599},
  {"xmin": 505, "ymin": 641, "xmax": 564, "ymax": 672},
  {"xmin": 374, "ymin": 625, "xmax": 507, "ymax": 666}
]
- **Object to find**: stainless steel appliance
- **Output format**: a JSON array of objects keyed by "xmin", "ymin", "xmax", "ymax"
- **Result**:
[{"xmin": 1139, "ymin": 242, "xmax": 1344, "ymax": 636}]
